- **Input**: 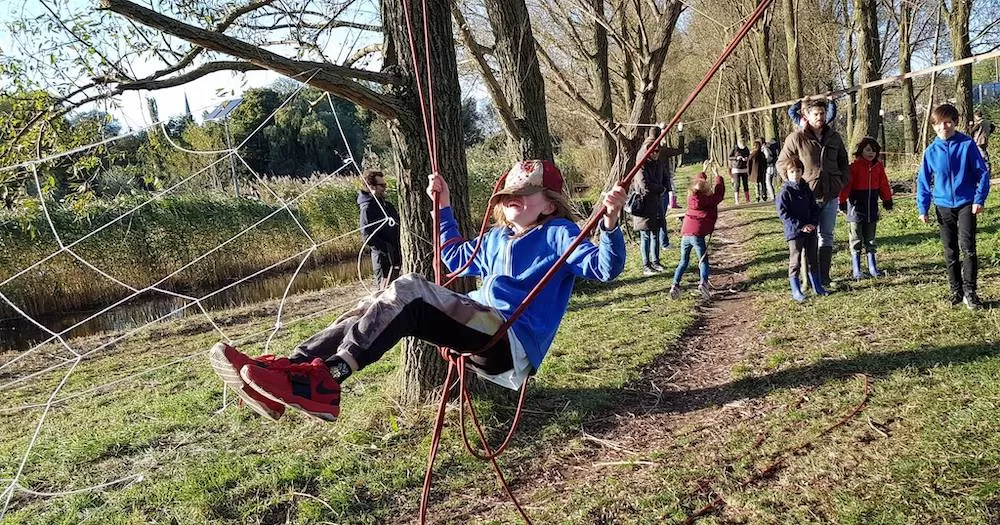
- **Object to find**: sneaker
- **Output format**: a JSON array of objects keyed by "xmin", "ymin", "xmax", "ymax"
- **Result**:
[
  {"xmin": 949, "ymin": 292, "xmax": 965, "ymax": 307},
  {"xmin": 242, "ymin": 358, "xmax": 341, "ymax": 422},
  {"xmin": 651, "ymin": 262, "xmax": 667, "ymax": 273},
  {"xmin": 669, "ymin": 283, "xmax": 681, "ymax": 299},
  {"xmin": 698, "ymin": 282, "xmax": 712, "ymax": 300},
  {"xmin": 208, "ymin": 342, "xmax": 288, "ymax": 421},
  {"xmin": 643, "ymin": 265, "xmax": 657, "ymax": 276},
  {"xmin": 964, "ymin": 292, "xmax": 983, "ymax": 310}
]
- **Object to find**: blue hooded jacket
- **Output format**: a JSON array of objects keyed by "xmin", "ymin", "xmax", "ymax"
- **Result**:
[
  {"xmin": 916, "ymin": 132, "xmax": 990, "ymax": 216},
  {"xmin": 777, "ymin": 180, "xmax": 820, "ymax": 241},
  {"xmin": 438, "ymin": 207, "xmax": 626, "ymax": 370}
]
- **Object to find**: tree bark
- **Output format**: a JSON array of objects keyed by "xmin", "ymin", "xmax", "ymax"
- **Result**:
[
  {"xmin": 482, "ymin": 0, "xmax": 553, "ymax": 161},
  {"xmin": 852, "ymin": 0, "xmax": 882, "ymax": 146},
  {"xmin": 590, "ymin": 0, "xmax": 617, "ymax": 172},
  {"xmin": 751, "ymin": 6, "xmax": 779, "ymax": 140},
  {"xmin": 380, "ymin": 0, "xmax": 473, "ymax": 404},
  {"xmin": 606, "ymin": 1, "xmax": 683, "ymax": 189},
  {"xmin": 103, "ymin": 0, "xmax": 472, "ymax": 402},
  {"xmin": 782, "ymin": 0, "xmax": 803, "ymax": 98},
  {"xmin": 945, "ymin": 0, "xmax": 974, "ymax": 132},
  {"xmin": 899, "ymin": 1, "xmax": 919, "ymax": 155}
]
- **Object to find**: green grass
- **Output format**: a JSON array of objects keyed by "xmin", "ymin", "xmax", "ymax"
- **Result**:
[{"xmin": 2, "ymin": 163, "xmax": 999, "ymax": 524}]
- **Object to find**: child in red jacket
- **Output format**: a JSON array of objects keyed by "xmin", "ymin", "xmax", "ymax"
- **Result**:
[
  {"xmin": 670, "ymin": 163, "xmax": 726, "ymax": 300},
  {"xmin": 839, "ymin": 136, "xmax": 893, "ymax": 279}
]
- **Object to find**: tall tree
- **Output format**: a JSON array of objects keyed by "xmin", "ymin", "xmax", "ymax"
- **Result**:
[
  {"xmin": 782, "ymin": 0, "xmax": 804, "ymax": 98},
  {"xmin": 535, "ymin": 0, "xmax": 684, "ymax": 186},
  {"xmin": 92, "ymin": 0, "xmax": 466, "ymax": 402},
  {"xmin": 943, "ymin": 0, "xmax": 973, "ymax": 131},
  {"xmin": 895, "ymin": 0, "xmax": 920, "ymax": 154},
  {"xmin": 452, "ymin": 0, "xmax": 554, "ymax": 161},
  {"xmin": 852, "ymin": 0, "xmax": 883, "ymax": 145}
]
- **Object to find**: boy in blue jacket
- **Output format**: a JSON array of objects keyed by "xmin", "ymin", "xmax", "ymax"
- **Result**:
[
  {"xmin": 777, "ymin": 157, "xmax": 829, "ymax": 302},
  {"xmin": 917, "ymin": 104, "xmax": 991, "ymax": 310},
  {"xmin": 210, "ymin": 160, "xmax": 628, "ymax": 421}
]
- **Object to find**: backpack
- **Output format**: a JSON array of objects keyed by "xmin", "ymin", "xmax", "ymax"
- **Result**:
[{"xmin": 624, "ymin": 190, "xmax": 644, "ymax": 215}]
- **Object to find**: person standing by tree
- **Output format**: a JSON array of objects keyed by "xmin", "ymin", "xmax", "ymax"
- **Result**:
[
  {"xmin": 728, "ymin": 140, "xmax": 751, "ymax": 205},
  {"xmin": 971, "ymin": 109, "xmax": 994, "ymax": 168},
  {"xmin": 778, "ymin": 98, "xmax": 850, "ymax": 287},
  {"xmin": 631, "ymin": 135, "xmax": 667, "ymax": 275},
  {"xmin": 358, "ymin": 169, "xmax": 401, "ymax": 289}
]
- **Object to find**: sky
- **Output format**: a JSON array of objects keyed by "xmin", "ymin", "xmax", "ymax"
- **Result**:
[{"xmin": 0, "ymin": 0, "xmax": 382, "ymax": 132}]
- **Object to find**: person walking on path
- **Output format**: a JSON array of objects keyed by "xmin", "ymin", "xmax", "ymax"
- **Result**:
[
  {"xmin": 749, "ymin": 139, "xmax": 768, "ymax": 202},
  {"xmin": 728, "ymin": 140, "xmax": 750, "ymax": 205},
  {"xmin": 777, "ymin": 98, "xmax": 850, "ymax": 288},
  {"xmin": 669, "ymin": 163, "xmax": 725, "ymax": 301}
]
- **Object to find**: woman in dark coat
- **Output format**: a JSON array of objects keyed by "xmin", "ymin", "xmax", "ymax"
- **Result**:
[
  {"xmin": 748, "ymin": 140, "xmax": 768, "ymax": 202},
  {"xmin": 630, "ymin": 136, "xmax": 667, "ymax": 275}
]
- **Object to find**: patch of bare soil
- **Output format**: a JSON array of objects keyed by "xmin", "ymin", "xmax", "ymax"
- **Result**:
[{"xmin": 433, "ymin": 209, "xmax": 780, "ymax": 524}]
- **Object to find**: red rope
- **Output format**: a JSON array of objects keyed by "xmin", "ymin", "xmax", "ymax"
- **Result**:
[{"xmin": 404, "ymin": 0, "xmax": 775, "ymax": 522}]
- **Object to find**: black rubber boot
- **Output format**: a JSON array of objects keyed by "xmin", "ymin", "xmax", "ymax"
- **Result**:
[{"xmin": 819, "ymin": 246, "xmax": 834, "ymax": 287}]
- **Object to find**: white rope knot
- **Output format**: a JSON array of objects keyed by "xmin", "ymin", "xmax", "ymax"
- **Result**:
[{"xmin": 387, "ymin": 218, "xmax": 397, "ymax": 227}]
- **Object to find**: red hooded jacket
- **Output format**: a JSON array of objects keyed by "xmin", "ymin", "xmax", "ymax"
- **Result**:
[
  {"xmin": 839, "ymin": 158, "xmax": 892, "ymax": 223},
  {"xmin": 680, "ymin": 173, "xmax": 726, "ymax": 237}
]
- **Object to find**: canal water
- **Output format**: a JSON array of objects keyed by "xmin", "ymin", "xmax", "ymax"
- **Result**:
[{"xmin": 0, "ymin": 260, "xmax": 370, "ymax": 352}]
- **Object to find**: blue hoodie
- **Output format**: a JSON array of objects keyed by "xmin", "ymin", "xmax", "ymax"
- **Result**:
[
  {"xmin": 438, "ymin": 207, "xmax": 626, "ymax": 370},
  {"xmin": 916, "ymin": 132, "xmax": 990, "ymax": 216}
]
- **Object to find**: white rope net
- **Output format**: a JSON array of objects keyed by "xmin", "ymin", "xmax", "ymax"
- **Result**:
[{"xmin": 0, "ymin": 76, "xmax": 391, "ymax": 518}]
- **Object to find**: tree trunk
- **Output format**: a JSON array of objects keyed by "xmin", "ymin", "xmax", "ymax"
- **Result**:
[
  {"xmin": 852, "ymin": 0, "xmax": 882, "ymax": 146},
  {"xmin": 590, "ymin": 0, "xmax": 617, "ymax": 173},
  {"xmin": 782, "ymin": 0, "xmax": 803, "ymax": 98},
  {"xmin": 752, "ymin": 7, "xmax": 779, "ymax": 141},
  {"xmin": 606, "ymin": 2, "xmax": 683, "ymax": 189},
  {"xmin": 945, "ymin": 0, "xmax": 974, "ymax": 132},
  {"xmin": 841, "ymin": 0, "xmax": 856, "ymax": 142},
  {"xmin": 899, "ymin": 2, "xmax": 919, "ymax": 155},
  {"xmin": 483, "ymin": 0, "xmax": 553, "ymax": 160},
  {"xmin": 381, "ymin": 0, "xmax": 473, "ymax": 404}
]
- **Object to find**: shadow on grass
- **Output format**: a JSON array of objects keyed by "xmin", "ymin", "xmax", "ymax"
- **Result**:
[{"xmin": 511, "ymin": 342, "xmax": 1000, "ymax": 439}]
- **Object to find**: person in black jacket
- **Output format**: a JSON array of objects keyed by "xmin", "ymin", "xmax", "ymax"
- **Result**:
[
  {"xmin": 728, "ymin": 141, "xmax": 750, "ymax": 204},
  {"xmin": 358, "ymin": 169, "xmax": 401, "ymax": 289},
  {"xmin": 630, "ymin": 136, "xmax": 667, "ymax": 275}
]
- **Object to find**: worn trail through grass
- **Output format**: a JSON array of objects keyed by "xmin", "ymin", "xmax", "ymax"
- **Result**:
[{"xmin": 1, "ymin": 163, "xmax": 999, "ymax": 524}]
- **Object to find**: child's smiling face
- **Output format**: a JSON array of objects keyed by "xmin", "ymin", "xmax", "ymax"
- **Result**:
[
  {"xmin": 500, "ymin": 192, "xmax": 556, "ymax": 231},
  {"xmin": 933, "ymin": 117, "xmax": 956, "ymax": 140},
  {"xmin": 861, "ymin": 145, "xmax": 877, "ymax": 162}
]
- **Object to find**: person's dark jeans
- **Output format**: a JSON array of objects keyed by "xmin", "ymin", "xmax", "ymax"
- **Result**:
[{"xmin": 935, "ymin": 204, "xmax": 978, "ymax": 295}]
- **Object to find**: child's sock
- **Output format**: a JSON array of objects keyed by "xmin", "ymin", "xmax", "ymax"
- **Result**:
[{"xmin": 326, "ymin": 356, "xmax": 353, "ymax": 383}]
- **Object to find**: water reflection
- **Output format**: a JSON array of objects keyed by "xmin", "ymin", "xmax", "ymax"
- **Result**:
[{"xmin": 0, "ymin": 260, "xmax": 369, "ymax": 352}]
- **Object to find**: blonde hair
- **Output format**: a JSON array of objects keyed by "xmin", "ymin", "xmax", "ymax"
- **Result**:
[
  {"xmin": 690, "ymin": 177, "xmax": 714, "ymax": 196},
  {"xmin": 491, "ymin": 189, "xmax": 578, "ymax": 230}
]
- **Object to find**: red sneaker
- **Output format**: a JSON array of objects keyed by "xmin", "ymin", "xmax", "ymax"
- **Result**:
[
  {"xmin": 241, "ymin": 358, "xmax": 340, "ymax": 422},
  {"xmin": 208, "ymin": 342, "xmax": 289, "ymax": 421}
]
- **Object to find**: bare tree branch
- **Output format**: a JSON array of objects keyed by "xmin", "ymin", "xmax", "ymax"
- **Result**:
[{"xmin": 99, "ymin": 0, "xmax": 403, "ymax": 119}]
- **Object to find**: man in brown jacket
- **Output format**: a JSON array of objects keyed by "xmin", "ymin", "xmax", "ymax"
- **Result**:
[{"xmin": 777, "ymin": 98, "xmax": 850, "ymax": 287}]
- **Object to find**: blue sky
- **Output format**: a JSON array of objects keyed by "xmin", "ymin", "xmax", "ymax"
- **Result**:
[{"xmin": 1, "ymin": 0, "xmax": 382, "ymax": 131}]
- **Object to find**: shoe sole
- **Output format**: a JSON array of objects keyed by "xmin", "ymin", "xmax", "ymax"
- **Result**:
[
  {"xmin": 240, "ymin": 366, "xmax": 338, "ymax": 423},
  {"xmin": 208, "ymin": 343, "xmax": 282, "ymax": 421}
]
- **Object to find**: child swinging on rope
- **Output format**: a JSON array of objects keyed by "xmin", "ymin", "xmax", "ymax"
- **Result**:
[{"xmin": 210, "ymin": 160, "xmax": 628, "ymax": 421}]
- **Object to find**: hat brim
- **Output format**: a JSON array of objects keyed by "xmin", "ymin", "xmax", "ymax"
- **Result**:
[{"xmin": 494, "ymin": 186, "xmax": 546, "ymax": 197}]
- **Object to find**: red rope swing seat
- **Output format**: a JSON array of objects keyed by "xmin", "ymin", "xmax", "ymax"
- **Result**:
[{"xmin": 399, "ymin": 0, "xmax": 776, "ymax": 522}]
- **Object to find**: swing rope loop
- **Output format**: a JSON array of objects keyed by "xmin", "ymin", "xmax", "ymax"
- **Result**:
[{"xmin": 403, "ymin": 0, "xmax": 776, "ymax": 522}]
